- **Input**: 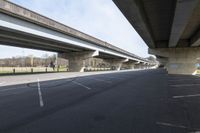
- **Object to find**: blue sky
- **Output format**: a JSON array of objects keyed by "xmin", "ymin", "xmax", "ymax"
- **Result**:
[{"xmin": 0, "ymin": 0, "xmax": 149, "ymax": 58}]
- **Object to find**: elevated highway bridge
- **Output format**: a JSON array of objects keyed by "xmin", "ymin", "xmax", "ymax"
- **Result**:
[
  {"xmin": 0, "ymin": 0, "xmax": 155, "ymax": 72},
  {"xmin": 0, "ymin": 2, "xmax": 200, "ymax": 132},
  {"xmin": 113, "ymin": 0, "xmax": 200, "ymax": 75}
]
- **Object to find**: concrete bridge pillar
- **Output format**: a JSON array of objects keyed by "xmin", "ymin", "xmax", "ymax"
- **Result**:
[
  {"xmin": 134, "ymin": 62, "xmax": 140, "ymax": 69},
  {"xmin": 122, "ymin": 61, "xmax": 138, "ymax": 69},
  {"xmin": 128, "ymin": 64, "xmax": 135, "ymax": 69},
  {"xmin": 156, "ymin": 57, "xmax": 168, "ymax": 69},
  {"xmin": 134, "ymin": 62, "xmax": 145, "ymax": 69},
  {"xmin": 149, "ymin": 48, "xmax": 200, "ymax": 75},
  {"xmin": 121, "ymin": 63, "xmax": 133, "ymax": 70},
  {"xmin": 104, "ymin": 58, "xmax": 128, "ymax": 71},
  {"xmin": 58, "ymin": 51, "xmax": 99, "ymax": 72},
  {"xmin": 166, "ymin": 50, "xmax": 199, "ymax": 75},
  {"xmin": 143, "ymin": 63, "xmax": 148, "ymax": 69}
]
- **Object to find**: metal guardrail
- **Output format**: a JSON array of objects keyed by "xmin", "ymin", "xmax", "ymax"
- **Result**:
[
  {"xmin": 0, "ymin": 67, "xmax": 115, "ymax": 74},
  {"xmin": 84, "ymin": 68, "xmax": 111, "ymax": 72},
  {"xmin": 0, "ymin": 67, "xmax": 68, "ymax": 74}
]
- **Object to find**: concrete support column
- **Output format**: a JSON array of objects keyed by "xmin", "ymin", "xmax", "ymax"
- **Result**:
[
  {"xmin": 128, "ymin": 64, "xmax": 135, "ymax": 69},
  {"xmin": 134, "ymin": 62, "xmax": 140, "ymax": 69},
  {"xmin": 122, "ymin": 61, "xmax": 136, "ymax": 69},
  {"xmin": 149, "ymin": 48, "xmax": 200, "ymax": 75},
  {"xmin": 167, "ymin": 59, "xmax": 197, "ymax": 75},
  {"xmin": 58, "ymin": 51, "xmax": 99, "ymax": 72},
  {"xmin": 135, "ymin": 62, "xmax": 145, "ymax": 69},
  {"xmin": 104, "ymin": 58, "xmax": 128, "ymax": 71},
  {"xmin": 143, "ymin": 63, "xmax": 148, "ymax": 69},
  {"xmin": 156, "ymin": 57, "xmax": 168, "ymax": 69},
  {"xmin": 166, "ymin": 53, "xmax": 198, "ymax": 75},
  {"xmin": 144, "ymin": 63, "xmax": 148, "ymax": 69}
]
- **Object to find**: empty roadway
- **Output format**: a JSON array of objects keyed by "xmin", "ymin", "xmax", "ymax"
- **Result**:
[{"xmin": 0, "ymin": 69, "xmax": 200, "ymax": 133}]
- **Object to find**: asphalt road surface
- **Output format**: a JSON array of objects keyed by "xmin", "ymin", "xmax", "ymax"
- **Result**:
[{"xmin": 0, "ymin": 69, "xmax": 200, "ymax": 133}]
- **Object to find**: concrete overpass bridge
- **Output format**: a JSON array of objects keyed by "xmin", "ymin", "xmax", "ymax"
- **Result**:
[
  {"xmin": 0, "ymin": 0, "xmax": 155, "ymax": 72},
  {"xmin": 113, "ymin": 0, "xmax": 200, "ymax": 75}
]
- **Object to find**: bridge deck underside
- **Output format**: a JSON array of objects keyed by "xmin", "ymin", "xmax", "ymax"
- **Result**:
[{"xmin": 0, "ymin": 28, "xmax": 89, "ymax": 53}]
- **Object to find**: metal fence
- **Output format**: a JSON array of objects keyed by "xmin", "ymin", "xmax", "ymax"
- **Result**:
[{"xmin": 0, "ymin": 67, "xmax": 68, "ymax": 74}]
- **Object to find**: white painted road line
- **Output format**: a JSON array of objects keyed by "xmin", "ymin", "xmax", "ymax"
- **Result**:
[
  {"xmin": 72, "ymin": 81, "xmax": 91, "ymax": 90},
  {"xmin": 156, "ymin": 122, "xmax": 188, "ymax": 129},
  {"xmin": 156, "ymin": 122, "xmax": 200, "ymax": 131},
  {"xmin": 170, "ymin": 84, "xmax": 200, "ymax": 87},
  {"xmin": 37, "ymin": 79, "xmax": 44, "ymax": 107},
  {"xmin": 173, "ymin": 94, "xmax": 200, "ymax": 99}
]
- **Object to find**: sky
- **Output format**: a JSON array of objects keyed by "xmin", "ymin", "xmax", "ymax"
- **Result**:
[{"xmin": 0, "ymin": 0, "xmax": 149, "ymax": 58}]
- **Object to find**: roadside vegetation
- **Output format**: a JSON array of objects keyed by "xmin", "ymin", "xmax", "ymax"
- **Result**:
[{"xmin": 0, "ymin": 54, "xmax": 68, "ymax": 75}]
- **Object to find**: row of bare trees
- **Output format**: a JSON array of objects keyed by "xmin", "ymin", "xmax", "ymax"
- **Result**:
[{"xmin": 0, "ymin": 54, "xmax": 64, "ymax": 67}]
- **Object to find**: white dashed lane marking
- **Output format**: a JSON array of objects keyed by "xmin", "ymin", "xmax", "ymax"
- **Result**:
[
  {"xmin": 173, "ymin": 94, "xmax": 200, "ymax": 99},
  {"xmin": 156, "ymin": 122, "xmax": 200, "ymax": 131},
  {"xmin": 37, "ymin": 78, "xmax": 44, "ymax": 107},
  {"xmin": 156, "ymin": 122, "xmax": 188, "ymax": 129},
  {"xmin": 72, "ymin": 81, "xmax": 91, "ymax": 90}
]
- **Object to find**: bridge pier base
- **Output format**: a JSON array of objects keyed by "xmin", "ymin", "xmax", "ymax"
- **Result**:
[
  {"xmin": 149, "ymin": 48, "xmax": 200, "ymax": 75},
  {"xmin": 122, "ymin": 61, "xmax": 139, "ymax": 69},
  {"xmin": 104, "ymin": 59, "xmax": 128, "ymax": 71},
  {"xmin": 127, "ymin": 64, "xmax": 135, "ymax": 69},
  {"xmin": 134, "ymin": 62, "xmax": 145, "ymax": 69},
  {"xmin": 156, "ymin": 57, "xmax": 168, "ymax": 69},
  {"xmin": 167, "ymin": 61, "xmax": 197, "ymax": 75},
  {"xmin": 58, "ymin": 51, "xmax": 99, "ymax": 72}
]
